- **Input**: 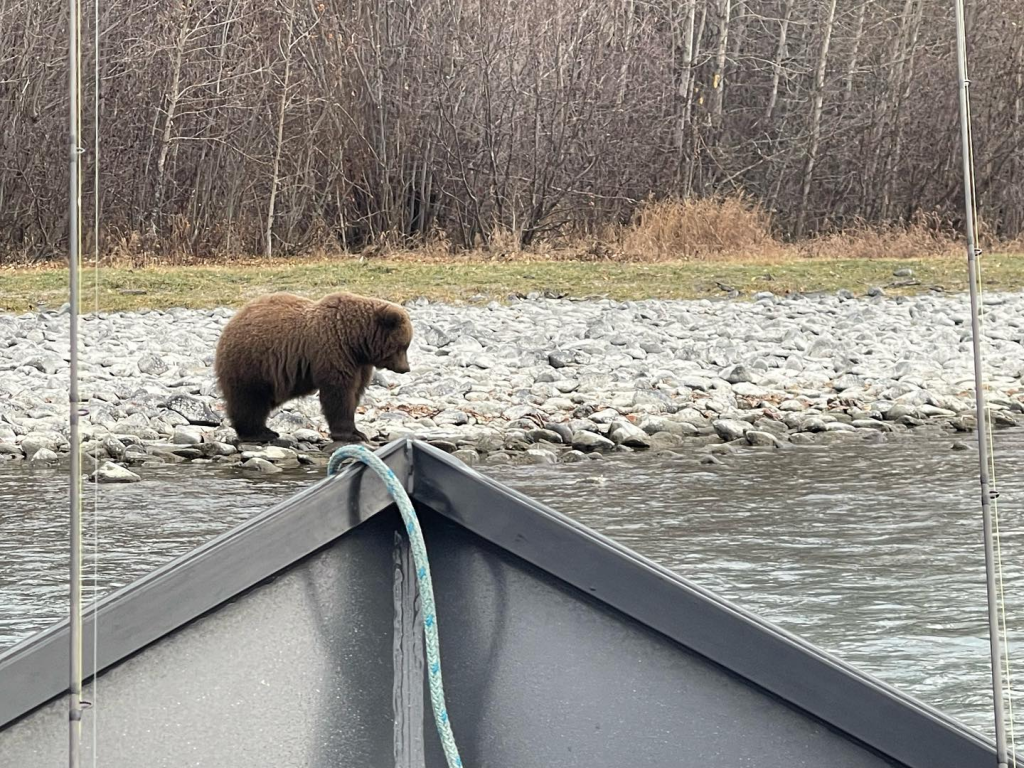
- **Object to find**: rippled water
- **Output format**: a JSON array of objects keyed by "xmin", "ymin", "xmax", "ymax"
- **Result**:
[
  {"xmin": 2, "ymin": 432, "xmax": 1024, "ymax": 736},
  {"xmin": 487, "ymin": 430, "xmax": 1024, "ymax": 737},
  {"xmin": 0, "ymin": 465, "xmax": 312, "ymax": 648}
]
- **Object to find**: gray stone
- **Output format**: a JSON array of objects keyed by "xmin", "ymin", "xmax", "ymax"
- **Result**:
[
  {"xmin": 529, "ymin": 428, "xmax": 564, "ymax": 444},
  {"xmin": 293, "ymin": 428, "xmax": 325, "ymax": 444},
  {"xmin": 240, "ymin": 457, "xmax": 283, "ymax": 474},
  {"xmin": 649, "ymin": 432, "xmax": 685, "ymax": 451},
  {"xmin": 452, "ymin": 449, "xmax": 480, "ymax": 466},
  {"xmin": 29, "ymin": 448, "xmax": 60, "ymax": 462},
  {"xmin": 168, "ymin": 446, "xmax": 204, "ymax": 459},
  {"xmin": 723, "ymin": 365, "xmax": 757, "ymax": 384},
  {"xmin": 240, "ymin": 445, "xmax": 299, "ymax": 463},
  {"xmin": 524, "ymin": 447, "xmax": 558, "ymax": 464},
  {"xmin": 21, "ymin": 431, "xmax": 66, "ymax": 456},
  {"xmin": 272, "ymin": 433, "xmax": 299, "ymax": 449},
  {"xmin": 746, "ymin": 431, "xmax": 783, "ymax": 448},
  {"xmin": 825, "ymin": 422, "xmax": 856, "ymax": 432},
  {"xmin": 608, "ymin": 421, "xmax": 651, "ymax": 448},
  {"xmin": 164, "ymin": 394, "xmax": 222, "ymax": 426},
  {"xmin": 559, "ymin": 450, "xmax": 589, "ymax": 463},
  {"xmin": 571, "ymin": 430, "xmax": 615, "ymax": 452},
  {"xmin": 752, "ymin": 418, "xmax": 789, "ymax": 438},
  {"xmin": 201, "ymin": 441, "xmax": 238, "ymax": 457},
  {"xmin": 993, "ymin": 410, "xmax": 1020, "ymax": 428},
  {"xmin": 547, "ymin": 351, "xmax": 573, "ymax": 369},
  {"xmin": 801, "ymin": 417, "xmax": 828, "ymax": 433},
  {"xmin": 172, "ymin": 425, "xmax": 204, "ymax": 445},
  {"xmin": 428, "ymin": 440, "xmax": 459, "ymax": 454},
  {"xmin": 885, "ymin": 404, "xmax": 921, "ymax": 421},
  {"xmin": 852, "ymin": 419, "xmax": 890, "ymax": 432},
  {"xmin": 137, "ymin": 355, "xmax": 170, "ymax": 376},
  {"xmin": 122, "ymin": 444, "xmax": 150, "ymax": 464},
  {"xmin": 712, "ymin": 419, "xmax": 749, "ymax": 441},
  {"xmin": 435, "ymin": 409, "xmax": 470, "ymax": 427},
  {"xmin": 90, "ymin": 462, "xmax": 142, "ymax": 483},
  {"xmin": 543, "ymin": 423, "xmax": 574, "ymax": 444},
  {"xmin": 26, "ymin": 356, "xmax": 65, "ymax": 375}
]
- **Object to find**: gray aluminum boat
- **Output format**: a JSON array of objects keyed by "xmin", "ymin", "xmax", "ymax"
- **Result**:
[{"xmin": 0, "ymin": 439, "xmax": 1002, "ymax": 766}]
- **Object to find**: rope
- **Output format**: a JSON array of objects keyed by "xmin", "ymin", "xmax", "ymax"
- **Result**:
[{"xmin": 327, "ymin": 445, "xmax": 464, "ymax": 768}]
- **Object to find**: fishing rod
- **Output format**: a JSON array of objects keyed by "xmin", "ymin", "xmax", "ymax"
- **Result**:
[
  {"xmin": 952, "ymin": 0, "xmax": 1012, "ymax": 764},
  {"xmin": 67, "ymin": 0, "xmax": 86, "ymax": 761}
]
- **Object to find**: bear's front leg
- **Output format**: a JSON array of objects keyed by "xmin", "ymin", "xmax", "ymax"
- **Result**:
[{"xmin": 318, "ymin": 385, "xmax": 369, "ymax": 444}]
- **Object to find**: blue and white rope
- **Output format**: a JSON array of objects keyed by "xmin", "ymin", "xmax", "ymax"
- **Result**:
[{"xmin": 328, "ymin": 444, "xmax": 464, "ymax": 768}]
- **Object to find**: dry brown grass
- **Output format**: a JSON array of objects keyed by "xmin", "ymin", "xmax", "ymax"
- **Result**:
[
  {"xmin": 5, "ymin": 196, "xmax": 1023, "ymax": 268},
  {"xmin": 797, "ymin": 213, "xmax": 963, "ymax": 260},
  {"xmin": 615, "ymin": 195, "xmax": 784, "ymax": 261}
]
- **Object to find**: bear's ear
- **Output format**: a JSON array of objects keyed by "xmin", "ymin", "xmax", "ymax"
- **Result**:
[{"xmin": 377, "ymin": 304, "xmax": 406, "ymax": 331}]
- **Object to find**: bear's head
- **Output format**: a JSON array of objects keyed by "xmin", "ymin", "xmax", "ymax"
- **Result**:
[{"xmin": 373, "ymin": 304, "xmax": 413, "ymax": 374}]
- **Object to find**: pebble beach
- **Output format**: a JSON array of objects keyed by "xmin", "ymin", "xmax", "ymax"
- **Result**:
[{"xmin": 1, "ymin": 290, "xmax": 1022, "ymax": 480}]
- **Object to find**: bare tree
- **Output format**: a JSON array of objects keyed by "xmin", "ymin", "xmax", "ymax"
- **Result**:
[{"xmin": 1, "ymin": 0, "xmax": 1022, "ymax": 262}]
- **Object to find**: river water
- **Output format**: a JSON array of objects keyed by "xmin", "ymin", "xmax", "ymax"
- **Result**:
[{"xmin": 2, "ymin": 432, "xmax": 1023, "ymax": 737}]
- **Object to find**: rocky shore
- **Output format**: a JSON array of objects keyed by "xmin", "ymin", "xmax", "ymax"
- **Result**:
[{"xmin": 1, "ymin": 291, "xmax": 1022, "ymax": 481}]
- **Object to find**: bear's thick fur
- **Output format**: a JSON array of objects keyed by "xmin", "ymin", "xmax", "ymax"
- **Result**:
[{"xmin": 214, "ymin": 291, "xmax": 413, "ymax": 444}]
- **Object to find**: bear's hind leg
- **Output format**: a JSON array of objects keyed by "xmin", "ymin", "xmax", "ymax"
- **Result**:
[{"xmin": 225, "ymin": 382, "xmax": 280, "ymax": 443}]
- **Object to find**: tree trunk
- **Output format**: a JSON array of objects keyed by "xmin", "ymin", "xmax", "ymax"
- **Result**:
[
  {"xmin": 265, "ymin": 0, "xmax": 297, "ymax": 259},
  {"xmin": 148, "ymin": 2, "xmax": 191, "ymax": 241},
  {"xmin": 794, "ymin": 0, "xmax": 838, "ymax": 237},
  {"xmin": 764, "ymin": 0, "xmax": 793, "ymax": 125}
]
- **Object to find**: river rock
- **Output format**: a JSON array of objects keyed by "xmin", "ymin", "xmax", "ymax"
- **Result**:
[
  {"xmin": 293, "ymin": 428, "xmax": 325, "ymax": 444},
  {"xmin": 649, "ymin": 432, "xmax": 685, "ymax": 451},
  {"xmin": 0, "ymin": 292, "xmax": 1022, "ymax": 469},
  {"xmin": 452, "ymin": 448, "xmax": 480, "ymax": 466},
  {"xmin": 559, "ymin": 450, "xmax": 589, "ymax": 463},
  {"xmin": 240, "ymin": 457, "xmax": 283, "ymax": 474},
  {"xmin": 172, "ymin": 426, "xmax": 204, "ymax": 445},
  {"xmin": 608, "ymin": 421, "xmax": 651, "ymax": 448},
  {"xmin": 20, "ymin": 432, "xmax": 67, "ymax": 456},
  {"xmin": 138, "ymin": 355, "xmax": 170, "ymax": 376},
  {"xmin": 571, "ymin": 430, "xmax": 615, "ymax": 452},
  {"xmin": 523, "ymin": 447, "xmax": 558, "ymax": 464},
  {"xmin": 90, "ymin": 461, "xmax": 141, "ymax": 483},
  {"xmin": 164, "ymin": 394, "xmax": 222, "ymax": 426},
  {"xmin": 29, "ymin": 448, "xmax": 59, "ymax": 462},
  {"xmin": 712, "ymin": 419, "xmax": 749, "ymax": 441},
  {"xmin": 529, "ymin": 428, "xmax": 564, "ymax": 444},
  {"xmin": 241, "ymin": 445, "xmax": 299, "ymax": 464},
  {"xmin": 746, "ymin": 430, "xmax": 783, "ymax": 448},
  {"xmin": 201, "ymin": 441, "xmax": 238, "ymax": 457},
  {"xmin": 100, "ymin": 435, "xmax": 126, "ymax": 459}
]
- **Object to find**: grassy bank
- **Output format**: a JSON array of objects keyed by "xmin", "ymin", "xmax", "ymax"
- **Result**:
[{"xmin": 2, "ymin": 254, "xmax": 1024, "ymax": 313}]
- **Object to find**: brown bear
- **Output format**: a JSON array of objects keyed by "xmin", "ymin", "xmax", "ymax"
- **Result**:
[{"xmin": 214, "ymin": 291, "xmax": 413, "ymax": 444}]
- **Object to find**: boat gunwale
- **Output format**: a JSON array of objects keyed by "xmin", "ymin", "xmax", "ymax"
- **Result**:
[
  {"xmin": 410, "ymin": 441, "xmax": 997, "ymax": 768},
  {"xmin": 0, "ymin": 438, "xmax": 1002, "ymax": 768},
  {"xmin": 0, "ymin": 439, "xmax": 411, "ymax": 729}
]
